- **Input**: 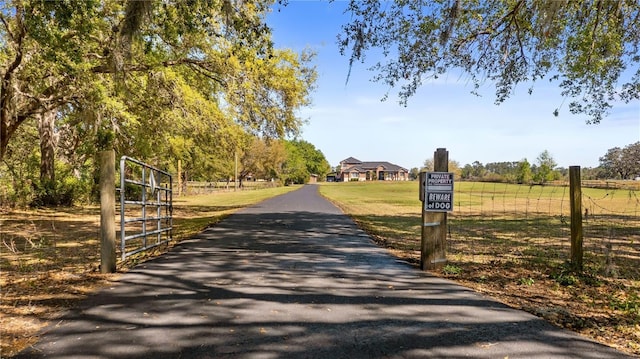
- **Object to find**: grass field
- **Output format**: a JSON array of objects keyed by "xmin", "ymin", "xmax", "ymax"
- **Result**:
[
  {"xmin": 0, "ymin": 185, "xmax": 299, "ymax": 357},
  {"xmin": 319, "ymin": 180, "xmax": 640, "ymax": 356}
]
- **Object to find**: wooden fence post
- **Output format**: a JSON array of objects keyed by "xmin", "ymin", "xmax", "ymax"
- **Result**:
[
  {"xmin": 421, "ymin": 148, "xmax": 449, "ymax": 270},
  {"xmin": 100, "ymin": 149, "xmax": 116, "ymax": 273},
  {"xmin": 569, "ymin": 166, "xmax": 583, "ymax": 271}
]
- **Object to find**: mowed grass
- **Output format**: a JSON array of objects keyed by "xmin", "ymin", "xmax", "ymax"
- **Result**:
[
  {"xmin": 0, "ymin": 185, "xmax": 299, "ymax": 357},
  {"xmin": 319, "ymin": 180, "xmax": 640, "ymax": 355},
  {"xmin": 319, "ymin": 181, "xmax": 639, "ymax": 269}
]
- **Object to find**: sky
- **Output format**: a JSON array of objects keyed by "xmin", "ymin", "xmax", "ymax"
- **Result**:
[{"xmin": 265, "ymin": 1, "xmax": 640, "ymax": 170}]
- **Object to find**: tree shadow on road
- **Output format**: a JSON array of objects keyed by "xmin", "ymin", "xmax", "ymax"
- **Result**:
[{"xmin": 14, "ymin": 210, "xmax": 630, "ymax": 358}]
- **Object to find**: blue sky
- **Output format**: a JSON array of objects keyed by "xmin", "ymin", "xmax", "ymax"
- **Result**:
[{"xmin": 266, "ymin": 1, "xmax": 640, "ymax": 170}]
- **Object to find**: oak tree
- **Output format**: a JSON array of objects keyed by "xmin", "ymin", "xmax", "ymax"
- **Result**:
[
  {"xmin": 283, "ymin": 139, "xmax": 331, "ymax": 184},
  {"xmin": 1, "ymin": 0, "xmax": 316, "ymax": 204},
  {"xmin": 598, "ymin": 141, "xmax": 640, "ymax": 179},
  {"xmin": 339, "ymin": 0, "xmax": 639, "ymax": 123}
]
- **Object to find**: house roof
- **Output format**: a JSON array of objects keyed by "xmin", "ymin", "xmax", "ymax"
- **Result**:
[
  {"xmin": 342, "ymin": 161, "xmax": 408, "ymax": 173},
  {"xmin": 340, "ymin": 157, "xmax": 362, "ymax": 165},
  {"xmin": 343, "ymin": 165, "xmax": 365, "ymax": 173},
  {"xmin": 361, "ymin": 161, "xmax": 408, "ymax": 172},
  {"xmin": 340, "ymin": 156, "xmax": 408, "ymax": 172}
]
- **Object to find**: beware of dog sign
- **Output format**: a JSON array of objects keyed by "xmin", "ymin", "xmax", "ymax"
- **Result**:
[{"xmin": 424, "ymin": 172, "xmax": 454, "ymax": 212}]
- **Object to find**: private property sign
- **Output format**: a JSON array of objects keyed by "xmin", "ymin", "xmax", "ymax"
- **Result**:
[{"xmin": 424, "ymin": 172, "xmax": 454, "ymax": 212}]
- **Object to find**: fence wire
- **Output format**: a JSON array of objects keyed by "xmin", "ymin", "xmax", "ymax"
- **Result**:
[
  {"xmin": 448, "ymin": 182, "xmax": 639, "ymax": 278},
  {"xmin": 182, "ymin": 181, "xmax": 279, "ymax": 195}
]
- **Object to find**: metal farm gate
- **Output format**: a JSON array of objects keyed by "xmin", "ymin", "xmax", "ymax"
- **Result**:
[{"xmin": 118, "ymin": 156, "xmax": 173, "ymax": 260}]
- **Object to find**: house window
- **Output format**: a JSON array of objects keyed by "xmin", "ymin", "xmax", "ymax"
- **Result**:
[{"xmin": 350, "ymin": 172, "xmax": 359, "ymax": 178}]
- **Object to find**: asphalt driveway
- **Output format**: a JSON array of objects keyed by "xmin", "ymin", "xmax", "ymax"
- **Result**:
[{"xmin": 15, "ymin": 185, "xmax": 633, "ymax": 358}]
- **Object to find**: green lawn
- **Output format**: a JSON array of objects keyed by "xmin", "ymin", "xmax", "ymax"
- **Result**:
[{"xmin": 319, "ymin": 180, "xmax": 639, "ymax": 278}]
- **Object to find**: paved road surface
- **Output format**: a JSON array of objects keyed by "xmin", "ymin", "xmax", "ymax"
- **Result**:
[{"xmin": 15, "ymin": 185, "xmax": 633, "ymax": 358}]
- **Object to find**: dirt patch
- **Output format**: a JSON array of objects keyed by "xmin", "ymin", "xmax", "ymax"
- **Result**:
[
  {"xmin": 1, "ymin": 207, "xmax": 114, "ymax": 356},
  {"xmin": 446, "ymin": 263, "xmax": 639, "ymax": 355}
]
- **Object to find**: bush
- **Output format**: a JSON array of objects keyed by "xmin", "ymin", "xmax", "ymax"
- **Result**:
[
  {"xmin": 30, "ymin": 167, "xmax": 92, "ymax": 207},
  {"xmin": 479, "ymin": 173, "xmax": 507, "ymax": 183},
  {"xmin": 0, "ymin": 181, "xmax": 33, "ymax": 208},
  {"xmin": 31, "ymin": 179, "xmax": 75, "ymax": 207},
  {"xmin": 123, "ymin": 182, "xmax": 144, "ymax": 201}
]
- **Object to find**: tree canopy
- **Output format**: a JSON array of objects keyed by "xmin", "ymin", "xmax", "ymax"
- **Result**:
[
  {"xmin": 0, "ymin": 0, "xmax": 318, "ymax": 206},
  {"xmin": 598, "ymin": 141, "xmax": 640, "ymax": 179},
  {"xmin": 1, "ymin": 0, "xmax": 315, "ymax": 156},
  {"xmin": 339, "ymin": 0, "xmax": 640, "ymax": 123},
  {"xmin": 283, "ymin": 139, "xmax": 331, "ymax": 184},
  {"xmin": 458, "ymin": 150, "xmax": 562, "ymax": 184}
]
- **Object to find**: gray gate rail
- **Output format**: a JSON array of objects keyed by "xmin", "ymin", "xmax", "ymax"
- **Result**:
[{"xmin": 119, "ymin": 156, "xmax": 173, "ymax": 260}]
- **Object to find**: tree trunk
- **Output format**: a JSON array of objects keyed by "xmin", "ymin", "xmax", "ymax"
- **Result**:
[
  {"xmin": 0, "ymin": 93, "xmax": 27, "ymax": 162},
  {"xmin": 37, "ymin": 110, "xmax": 57, "ymax": 184},
  {"xmin": 1, "ymin": 114, "xmax": 10, "ymax": 161}
]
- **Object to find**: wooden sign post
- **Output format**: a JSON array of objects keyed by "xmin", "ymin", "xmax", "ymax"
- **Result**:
[{"xmin": 420, "ymin": 148, "xmax": 451, "ymax": 270}]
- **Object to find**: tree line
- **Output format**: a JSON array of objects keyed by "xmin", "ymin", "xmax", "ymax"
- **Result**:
[
  {"xmin": 411, "ymin": 142, "xmax": 640, "ymax": 184},
  {"xmin": 234, "ymin": 138, "xmax": 330, "ymax": 187},
  {"xmin": 0, "ymin": 1, "xmax": 329, "ymax": 207}
]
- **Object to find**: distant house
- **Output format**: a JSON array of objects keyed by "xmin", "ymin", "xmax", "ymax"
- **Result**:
[{"xmin": 336, "ymin": 157, "xmax": 409, "ymax": 182}]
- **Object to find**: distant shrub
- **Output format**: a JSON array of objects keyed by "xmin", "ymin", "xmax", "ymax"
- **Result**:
[{"xmin": 480, "ymin": 173, "xmax": 507, "ymax": 183}]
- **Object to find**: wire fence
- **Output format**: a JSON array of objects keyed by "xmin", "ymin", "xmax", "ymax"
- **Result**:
[
  {"xmin": 181, "ymin": 180, "xmax": 280, "ymax": 195},
  {"xmin": 447, "ymin": 181, "xmax": 640, "ymax": 279}
]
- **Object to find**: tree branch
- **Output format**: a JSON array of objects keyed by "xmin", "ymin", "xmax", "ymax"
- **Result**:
[
  {"xmin": 2, "ymin": 6, "xmax": 25, "ymax": 85},
  {"xmin": 440, "ymin": 0, "xmax": 459, "ymax": 46},
  {"xmin": 0, "ymin": 12, "xmax": 15, "ymax": 43},
  {"xmin": 588, "ymin": 0, "xmax": 603, "ymax": 65},
  {"xmin": 512, "ymin": 6, "xmax": 527, "ymax": 64},
  {"xmin": 1, "ymin": 4, "xmax": 26, "ymax": 159},
  {"xmin": 91, "ymin": 58, "xmax": 227, "ymax": 86},
  {"xmin": 452, "ymin": 0, "xmax": 524, "ymax": 54}
]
